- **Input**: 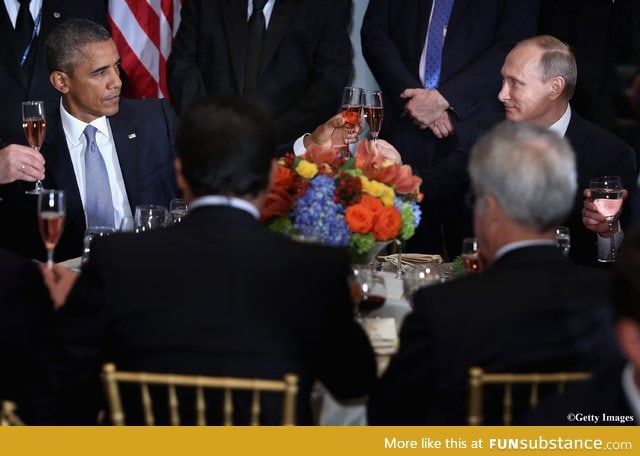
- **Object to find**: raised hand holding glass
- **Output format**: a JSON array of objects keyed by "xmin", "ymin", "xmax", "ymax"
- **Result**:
[{"xmin": 589, "ymin": 176, "xmax": 623, "ymax": 262}]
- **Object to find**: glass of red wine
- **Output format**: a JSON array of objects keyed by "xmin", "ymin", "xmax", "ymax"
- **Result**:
[
  {"xmin": 37, "ymin": 189, "xmax": 65, "ymax": 269},
  {"xmin": 22, "ymin": 100, "xmax": 46, "ymax": 194},
  {"xmin": 350, "ymin": 266, "xmax": 386, "ymax": 319},
  {"xmin": 364, "ymin": 90, "xmax": 384, "ymax": 142},
  {"xmin": 341, "ymin": 87, "xmax": 363, "ymax": 146}
]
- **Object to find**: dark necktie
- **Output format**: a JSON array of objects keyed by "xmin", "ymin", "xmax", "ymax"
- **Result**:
[
  {"xmin": 423, "ymin": 0, "xmax": 454, "ymax": 89},
  {"xmin": 15, "ymin": 0, "xmax": 34, "ymax": 61},
  {"xmin": 244, "ymin": 0, "xmax": 267, "ymax": 95},
  {"xmin": 84, "ymin": 125, "xmax": 115, "ymax": 229}
]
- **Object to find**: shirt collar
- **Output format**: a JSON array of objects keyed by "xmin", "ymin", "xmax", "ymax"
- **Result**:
[
  {"xmin": 494, "ymin": 239, "xmax": 557, "ymax": 262},
  {"xmin": 548, "ymin": 104, "xmax": 571, "ymax": 137},
  {"xmin": 621, "ymin": 362, "xmax": 640, "ymax": 424},
  {"xmin": 59, "ymin": 100, "xmax": 110, "ymax": 147},
  {"xmin": 189, "ymin": 195, "xmax": 260, "ymax": 219}
]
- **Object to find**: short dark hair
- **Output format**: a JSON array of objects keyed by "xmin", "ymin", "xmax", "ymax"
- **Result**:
[
  {"xmin": 175, "ymin": 97, "xmax": 276, "ymax": 198},
  {"xmin": 612, "ymin": 229, "xmax": 640, "ymax": 324},
  {"xmin": 45, "ymin": 19, "xmax": 111, "ymax": 74}
]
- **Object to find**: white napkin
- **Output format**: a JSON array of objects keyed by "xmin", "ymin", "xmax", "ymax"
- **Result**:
[
  {"xmin": 362, "ymin": 317, "xmax": 398, "ymax": 355},
  {"xmin": 378, "ymin": 253, "xmax": 443, "ymax": 272}
]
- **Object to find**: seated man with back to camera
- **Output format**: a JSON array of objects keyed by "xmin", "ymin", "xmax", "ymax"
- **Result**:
[
  {"xmin": 367, "ymin": 121, "xmax": 619, "ymax": 425},
  {"xmin": 41, "ymin": 96, "xmax": 377, "ymax": 425},
  {"xmin": 0, "ymin": 19, "xmax": 177, "ymax": 262}
]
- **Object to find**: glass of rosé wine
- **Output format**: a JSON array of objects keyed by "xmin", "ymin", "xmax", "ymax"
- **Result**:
[
  {"xmin": 589, "ymin": 176, "xmax": 624, "ymax": 262},
  {"xmin": 22, "ymin": 100, "xmax": 46, "ymax": 194},
  {"xmin": 38, "ymin": 189, "xmax": 65, "ymax": 269},
  {"xmin": 364, "ymin": 90, "xmax": 384, "ymax": 143},
  {"xmin": 341, "ymin": 87, "xmax": 363, "ymax": 146}
]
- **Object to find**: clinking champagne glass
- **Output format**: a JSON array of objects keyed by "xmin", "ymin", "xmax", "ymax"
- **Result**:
[
  {"xmin": 590, "ymin": 176, "xmax": 624, "ymax": 263},
  {"xmin": 22, "ymin": 100, "xmax": 46, "ymax": 195},
  {"xmin": 363, "ymin": 90, "xmax": 384, "ymax": 143},
  {"xmin": 341, "ymin": 87, "xmax": 363, "ymax": 146},
  {"xmin": 37, "ymin": 189, "xmax": 65, "ymax": 269}
]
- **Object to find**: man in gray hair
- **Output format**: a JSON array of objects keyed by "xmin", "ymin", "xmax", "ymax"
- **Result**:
[{"xmin": 368, "ymin": 121, "xmax": 619, "ymax": 425}]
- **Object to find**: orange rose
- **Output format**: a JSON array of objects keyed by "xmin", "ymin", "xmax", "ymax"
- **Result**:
[
  {"xmin": 358, "ymin": 194, "xmax": 384, "ymax": 217},
  {"xmin": 372, "ymin": 206, "xmax": 402, "ymax": 240},
  {"xmin": 345, "ymin": 204, "xmax": 374, "ymax": 233},
  {"xmin": 274, "ymin": 166, "xmax": 294, "ymax": 190}
]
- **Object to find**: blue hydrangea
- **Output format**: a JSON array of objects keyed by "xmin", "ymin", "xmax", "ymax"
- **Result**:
[
  {"xmin": 292, "ymin": 175, "xmax": 351, "ymax": 247},
  {"xmin": 394, "ymin": 196, "xmax": 422, "ymax": 228}
]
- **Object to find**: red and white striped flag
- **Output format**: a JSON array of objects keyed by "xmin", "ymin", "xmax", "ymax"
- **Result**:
[{"xmin": 108, "ymin": 0, "xmax": 183, "ymax": 99}]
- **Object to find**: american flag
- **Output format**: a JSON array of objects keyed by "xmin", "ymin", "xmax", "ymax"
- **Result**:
[{"xmin": 108, "ymin": 0, "xmax": 183, "ymax": 99}]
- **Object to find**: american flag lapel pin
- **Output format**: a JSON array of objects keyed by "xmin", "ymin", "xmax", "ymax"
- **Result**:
[
  {"xmin": 53, "ymin": 12, "xmax": 61, "ymax": 18},
  {"xmin": 128, "ymin": 133, "xmax": 137, "ymax": 139}
]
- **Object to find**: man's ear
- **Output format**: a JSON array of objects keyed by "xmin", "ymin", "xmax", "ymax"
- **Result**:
[
  {"xmin": 174, "ymin": 158, "xmax": 191, "ymax": 200},
  {"xmin": 616, "ymin": 317, "xmax": 640, "ymax": 368},
  {"xmin": 49, "ymin": 70, "xmax": 70, "ymax": 94},
  {"xmin": 549, "ymin": 76, "xmax": 565, "ymax": 101}
]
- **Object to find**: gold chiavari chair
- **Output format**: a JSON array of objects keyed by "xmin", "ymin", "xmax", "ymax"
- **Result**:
[
  {"xmin": 101, "ymin": 363, "xmax": 298, "ymax": 426},
  {"xmin": 467, "ymin": 366, "xmax": 592, "ymax": 425}
]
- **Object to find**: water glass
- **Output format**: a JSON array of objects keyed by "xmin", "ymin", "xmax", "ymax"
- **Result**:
[
  {"xmin": 461, "ymin": 237, "xmax": 479, "ymax": 275},
  {"xmin": 403, "ymin": 266, "xmax": 440, "ymax": 304},
  {"xmin": 119, "ymin": 216, "xmax": 135, "ymax": 233},
  {"xmin": 555, "ymin": 226, "xmax": 570, "ymax": 257},
  {"xmin": 82, "ymin": 226, "xmax": 116, "ymax": 264},
  {"xmin": 134, "ymin": 205, "xmax": 168, "ymax": 232},
  {"xmin": 169, "ymin": 198, "xmax": 189, "ymax": 224}
]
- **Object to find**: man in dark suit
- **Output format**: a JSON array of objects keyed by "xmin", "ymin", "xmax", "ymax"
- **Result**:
[
  {"xmin": 0, "ymin": 249, "xmax": 54, "ymax": 424},
  {"xmin": 361, "ymin": 0, "xmax": 539, "ymax": 257},
  {"xmin": 419, "ymin": 35, "xmax": 638, "ymax": 265},
  {"xmin": 367, "ymin": 121, "xmax": 619, "ymax": 425},
  {"xmin": 0, "ymin": 19, "xmax": 178, "ymax": 262},
  {"xmin": 524, "ymin": 229, "xmax": 640, "ymax": 426},
  {"xmin": 42, "ymin": 96, "xmax": 377, "ymax": 425},
  {"xmin": 167, "ymin": 0, "xmax": 352, "ymax": 151}
]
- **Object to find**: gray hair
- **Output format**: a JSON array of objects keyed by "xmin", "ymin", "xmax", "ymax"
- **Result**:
[
  {"xmin": 45, "ymin": 19, "xmax": 112, "ymax": 74},
  {"xmin": 515, "ymin": 35, "xmax": 577, "ymax": 101},
  {"xmin": 469, "ymin": 121, "xmax": 577, "ymax": 231}
]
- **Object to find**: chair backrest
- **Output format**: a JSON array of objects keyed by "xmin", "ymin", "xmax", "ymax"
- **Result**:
[
  {"xmin": 0, "ymin": 401, "xmax": 25, "ymax": 426},
  {"xmin": 101, "ymin": 363, "xmax": 298, "ymax": 425},
  {"xmin": 467, "ymin": 366, "xmax": 592, "ymax": 425}
]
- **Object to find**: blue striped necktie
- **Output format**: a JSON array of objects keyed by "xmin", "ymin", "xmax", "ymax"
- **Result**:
[
  {"xmin": 423, "ymin": 0, "xmax": 454, "ymax": 89},
  {"xmin": 83, "ymin": 125, "xmax": 115, "ymax": 229}
]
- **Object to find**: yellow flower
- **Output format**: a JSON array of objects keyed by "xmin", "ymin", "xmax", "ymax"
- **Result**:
[
  {"xmin": 381, "ymin": 186, "xmax": 395, "ymax": 206},
  {"xmin": 295, "ymin": 160, "xmax": 318, "ymax": 179},
  {"xmin": 364, "ymin": 179, "xmax": 385, "ymax": 198}
]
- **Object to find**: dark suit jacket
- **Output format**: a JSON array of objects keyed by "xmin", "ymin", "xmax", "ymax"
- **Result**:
[
  {"xmin": 367, "ymin": 245, "xmax": 618, "ymax": 425},
  {"xmin": 523, "ymin": 360, "xmax": 637, "ymax": 425},
  {"xmin": 0, "ymin": 98, "xmax": 178, "ymax": 262},
  {"xmin": 167, "ymin": 0, "xmax": 352, "ymax": 148},
  {"xmin": 361, "ymin": 0, "xmax": 540, "ymax": 165},
  {"xmin": 421, "ymin": 111, "xmax": 638, "ymax": 265},
  {"xmin": 49, "ymin": 205, "xmax": 377, "ymax": 425},
  {"xmin": 0, "ymin": 249, "xmax": 54, "ymax": 423},
  {"xmin": 0, "ymin": 0, "xmax": 107, "ymax": 146}
]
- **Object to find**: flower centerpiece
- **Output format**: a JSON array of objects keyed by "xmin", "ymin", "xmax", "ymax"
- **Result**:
[{"xmin": 261, "ymin": 142, "xmax": 423, "ymax": 262}]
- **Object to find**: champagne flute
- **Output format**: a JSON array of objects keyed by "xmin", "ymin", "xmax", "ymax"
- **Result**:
[
  {"xmin": 590, "ymin": 176, "xmax": 624, "ymax": 262},
  {"xmin": 22, "ymin": 100, "xmax": 46, "ymax": 195},
  {"xmin": 461, "ymin": 237, "xmax": 479, "ymax": 275},
  {"xmin": 363, "ymin": 90, "xmax": 384, "ymax": 142},
  {"xmin": 341, "ymin": 87, "xmax": 363, "ymax": 146},
  {"xmin": 37, "ymin": 189, "xmax": 65, "ymax": 269}
]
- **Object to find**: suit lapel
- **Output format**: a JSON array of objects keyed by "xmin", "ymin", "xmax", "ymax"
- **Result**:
[
  {"xmin": 259, "ymin": 0, "xmax": 302, "ymax": 78},
  {"xmin": 108, "ymin": 106, "xmax": 142, "ymax": 211},
  {"xmin": 42, "ymin": 112, "xmax": 85, "ymax": 232},
  {"xmin": 221, "ymin": 0, "xmax": 248, "ymax": 92},
  {"xmin": 0, "ymin": 3, "xmax": 27, "ymax": 88}
]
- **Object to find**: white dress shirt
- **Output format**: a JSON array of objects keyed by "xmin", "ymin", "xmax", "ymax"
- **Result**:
[
  {"xmin": 189, "ymin": 195, "xmax": 259, "ymax": 219},
  {"xmin": 60, "ymin": 101, "xmax": 133, "ymax": 229},
  {"xmin": 3, "ymin": 0, "xmax": 42, "ymax": 31},
  {"xmin": 247, "ymin": 0, "xmax": 275, "ymax": 26}
]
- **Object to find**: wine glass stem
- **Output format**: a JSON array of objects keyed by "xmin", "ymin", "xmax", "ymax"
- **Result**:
[
  {"xmin": 46, "ymin": 248, "xmax": 54, "ymax": 269},
  {"xmin": 608, "ymin": 221, "xmax": 616, "ymax": 259}
]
